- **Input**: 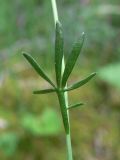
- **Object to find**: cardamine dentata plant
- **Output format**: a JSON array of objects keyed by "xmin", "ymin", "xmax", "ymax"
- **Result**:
[{"xmin": 23, "ymin": 1, "xmax": 96, "ymax": 159}]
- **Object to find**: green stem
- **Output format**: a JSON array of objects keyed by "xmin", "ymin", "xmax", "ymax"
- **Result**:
[
  {"xmin": 57, "ymin": 90, "xmax": 73, "ymax": 160},
  {"xmin": 64, "ymin": 91, "xmax": 73, "ymax": 160},
  {"xmin": 66, "ymin": 134, "xmax": 73, "ymax": 160},
  {"xmin": 51, "ymin": 0, "xmax": 73, "ymax": 159}
]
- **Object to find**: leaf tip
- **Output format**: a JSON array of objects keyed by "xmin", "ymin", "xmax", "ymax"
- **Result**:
[
  {"xmin": 33, "ymin": 91, "xmax": 36, "ymax": 94},
  {"xmin": 92, "ymin": 72, "xmax": 97, "ymax": 77},
  {"xmin": 80, "ymin": 103, "xmax": 85, "ymax": 106},
  {"xmin": 22, "ymin": 52, "xmax": 28, "ymax": 57}
]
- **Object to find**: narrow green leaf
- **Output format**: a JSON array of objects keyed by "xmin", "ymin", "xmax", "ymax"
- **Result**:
[
  {"xmin": 64, "ymin": 72, "xmax": 96, "ymax": 92},
  {"xmin": 23, "ymin": 52, "xmax": 55, "ymax": 88},
  {"xmin": 55, "ymin": 21, "xmax": 64, "ymax": 87},
  {"xmin": 57, "ymin": 91, "xmax": 69, "ymax": 134},
  {"xmin": 62, "ymin": 32, "xmax": 85, "ymax": 87},
  {"xmin": 33, "ymin": 89, "xmax": 56, "ymax": 94},
  {"xmin": 68, "ymin": 103, "xmax": 84, "ymax": 109}
]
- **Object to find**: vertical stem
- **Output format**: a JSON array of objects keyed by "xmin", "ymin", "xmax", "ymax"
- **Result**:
[
  {"xmin": 64, "ymin": 89, "xmax": 73, "ymax": 160},
  {"xmin": 51, "ymin": 0, "xmax": 73, "ymax": 160},
  {"xmin": 66, "ymin": 134, "xmax": 73, "ymax": 160},
  {"xmin": 51, "ymin": 0, "xmax": 59, "ymax": 23}
]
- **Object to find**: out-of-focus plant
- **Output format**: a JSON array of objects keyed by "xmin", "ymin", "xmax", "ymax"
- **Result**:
[
  {"xmin": 99, "ymin": 63, "xmax": 120, "ymax": 89},
  {"xmin": 23, "ymin": 0, "xmax": 96, "ymax": 159},
  {"xmin": 0, "ymin": 132, "xmax": 19, "ymax": 156},
  {"xmin": 0, "ymin": 107, "xmax": 61, "ymax": 158},
  {"xmin": 21, "ymin": 108, "xmax": 62, "ymax": 136}
]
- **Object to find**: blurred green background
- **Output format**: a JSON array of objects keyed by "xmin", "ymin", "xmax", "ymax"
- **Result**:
[{"xmin": 0, "ymin": 0, "xmax": 120, "ymax": 159}]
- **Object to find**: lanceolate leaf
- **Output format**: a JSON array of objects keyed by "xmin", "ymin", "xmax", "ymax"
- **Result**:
[
  {"xmin": 55, "ymin": 21, "xmax": 64, "ymax": 87},
  {"xmin": 62, "ymin": 32, "xmax": 85, "ymax": 87},
  {"xmin": 64, "ymin": 72, "xmax": 96, "ymax": 92},
  {"xmin": 68, "ymin": 103, "xmax": 84, "ymax": 110},
  {"xmin": 33, "ymin": 89, "xmax": 56, "ymax": 94},
  {"xmin": 23, "ymin": 53, "xmax": 55, "ymax": 88}
]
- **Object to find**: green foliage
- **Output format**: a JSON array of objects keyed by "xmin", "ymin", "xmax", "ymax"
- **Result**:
[
  {"xmin": 33, "ymin": 88, "xmax": 56, "ymax": 94},
  {"xmin": 99, "ymin": 63, "xmax": 120, "ymax": 89},
  {"xmin": 0, "ymin": 132, "xmax": 19, "ymax": 156},
  {"xmin": 64, "ymin": 73, "xmax": 96, "ymax": 92},
  {"xmin": 23, "ymin": 52, "xmax": 55, "ymax": 88},
  {"xmin": 55, "ymin": 22, "xmax": 64, "ymax": 87},
  {"xmin": 21, "ymin": 108, "xmax": 62, "ymax": 136},
  {"xmin": 62, "ymin": 32, "xmax": 85, "ymax": 87},
  {"xmin": 23, "ymin": 16, "xmax": 96, "ymax": 159},
  {"xmin": 68, "ymin": 103, "xmax": 84, "ymax": 110},
  {"xmin": 0, "ymin": 0, "xmax": 120, "ymax": 159},
  {"xmin": 23, "ymin": 22, "xmax": 96, "ymax": 134}
]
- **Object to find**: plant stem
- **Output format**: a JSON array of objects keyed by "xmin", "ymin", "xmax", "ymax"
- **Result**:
[
  {"xmin": 51, "ymin": 0, "xmax": 59, "ymax": 23},
  {"xmin": 64, "ymin": 90, "xmax": 73, "ymax": 160},
  {"xmin": 51, "ymin": 0, "xmax": 73, "ymax": 159},
  {"xmin": 66, "ymin": 134, "xmax": 73, "ymax": 160}
]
